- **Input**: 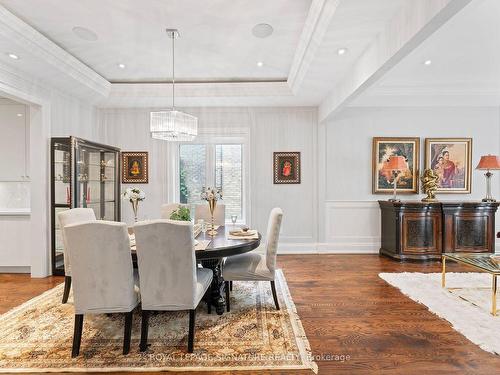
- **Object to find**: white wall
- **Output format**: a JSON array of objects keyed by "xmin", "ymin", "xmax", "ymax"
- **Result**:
[
  {"xmin": 321, "ymin": 106, "xmax": 500, "ymax": 252},
  {"xmin": 99, "ymin": 107, "xmax": 318, "ymax": 250},
  {"xmin": 0, "ymin": 61, "xmax": 99, "ymax": 275}
]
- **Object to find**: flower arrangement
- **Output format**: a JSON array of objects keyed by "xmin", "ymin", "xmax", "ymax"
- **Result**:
[
  {"xmin": 122, "ymin": 187, "xmax": 146, "ymax": 202},
  {"xmin": 122, "ymin": 188, "xmax": 145, "ymax": 222},
  {"xmin": 200, "ymin": 187, "xmax": 222, "ymax": 236},
  {"xmin": 200, "ymin": 187, "xmax": 222, "ymax": 202}
]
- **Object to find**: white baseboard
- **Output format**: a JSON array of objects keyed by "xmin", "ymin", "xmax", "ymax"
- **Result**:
[
  {"xmin": 0, "ymin": 266, "xmax": 30, "ymax": 273},
  {"xmin": 278, "ymin": 242, "xmax": 379, "ymax": 254}
]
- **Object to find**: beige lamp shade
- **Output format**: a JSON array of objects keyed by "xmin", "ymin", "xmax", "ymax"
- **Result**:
[{"xmin": 476, "ymin": 155, "xmax": 500, "ymax": 170}]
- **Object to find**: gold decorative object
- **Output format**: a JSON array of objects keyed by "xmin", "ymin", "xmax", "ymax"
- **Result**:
[
  {"xmin": 201, "ymin": 187, "xmax": 223, "ymax": 237},
  {"xmin": 208, "ymin": 198, "xmax": 217, "ymax": 236},
  {"xmin": 421, "ymin": 168, "xmax": 439, "ymax": 202}
]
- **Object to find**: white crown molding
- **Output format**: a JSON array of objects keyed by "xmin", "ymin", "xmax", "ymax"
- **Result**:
[
  {"xmin": 99, "ymin": 81, "xmax": 295, "ymax": 107},
  {"xmin": 0, "ymin": 5, "xmax": 110, "ymax": 100},
  {"xmin": 287, "ymin": 0, "xmax": 340, "ymax": 95},
  {"xmin": 319, "ymin": 0, "xmax": 473, "ymax": 122},
  {"xmin": 350, "ymin": 83, "xmax": 500, "ymax": 107},
  {"xmin": 368, "ymin": 82, "xmax": 500, "ymax": 97}
]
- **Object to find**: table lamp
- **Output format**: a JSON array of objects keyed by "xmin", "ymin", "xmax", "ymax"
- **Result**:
[
  {"xmin": 384, "ymin": 155, "xmax": 409, "ymax": 202},
  {"xmin": 476, "ymin": 155, "xmax": 500, "ymax": 202}
]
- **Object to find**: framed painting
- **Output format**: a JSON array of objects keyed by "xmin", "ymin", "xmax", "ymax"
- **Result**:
[
  {"xmin": 424, "ymin": 138, "xmax": 472, "ymax": 193},
  {"xmin": 273, "ymin": 152, "xmax": 301, "ymax": 184},
  {"xmin": 121, "ymin": 151, "xmax": 148, "ymax": 183},
  {"xmin": 372, "ymin": 137, "xmax": 420, "ymax": 194}
]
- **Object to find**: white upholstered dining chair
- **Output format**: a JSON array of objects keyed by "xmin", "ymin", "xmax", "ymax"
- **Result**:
[
  {"xmin": 57, "ymin": 208, "xmax": 97, "ymax": 304},
  {"xmin": 160, "ymin": 203, "xmax": 190, "ymax": 219},
  {"xmin": 222, "ymin": 207, "xmax": 283, "ymax": 311},
  {"xmin": 64, "ymin": 221, "xmax": 140, "ymax": 357},
  {"xmin": 133, "ymin": 219, "xmax": 213, "ymax": 353},
  {"xmin": 195, "ymin": 203, "xmax": 225, "ymax": 226}
]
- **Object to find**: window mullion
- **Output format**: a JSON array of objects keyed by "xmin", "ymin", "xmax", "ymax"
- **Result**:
[{"xmin": 206, "ymin": 144, "xmax": 215, "ymax": 188}]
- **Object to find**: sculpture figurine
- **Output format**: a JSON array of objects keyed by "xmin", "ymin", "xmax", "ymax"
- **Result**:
[{"xmin": 421, "ymin": 168, "xmax": 439, "ymax": 202}]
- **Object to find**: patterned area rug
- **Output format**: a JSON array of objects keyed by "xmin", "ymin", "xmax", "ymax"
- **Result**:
[
  {"xmin": 0, "ymin": 270, "xmax": 317, "ymax": 373},
  {"xmin": 379, "ymin": 272, "xmax": 500, "ymax": 355}
]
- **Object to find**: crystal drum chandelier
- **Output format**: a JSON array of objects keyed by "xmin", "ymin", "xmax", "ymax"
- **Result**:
[{"xmin": 150, "ymin": 29, "xmax": 198, "ymax": 141}]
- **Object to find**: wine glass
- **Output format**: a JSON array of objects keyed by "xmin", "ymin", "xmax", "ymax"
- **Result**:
[
  {"xmin": 231, "ymin": 215, "xmax": 238, "ymax": 229},
  {"xmin": 198, "ymin": 219, "xmax": 206, "ymax": 236}
]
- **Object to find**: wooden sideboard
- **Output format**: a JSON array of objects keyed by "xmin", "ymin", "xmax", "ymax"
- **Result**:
[{"xmin": 378, "ymin": 201, "xmax": 499, "ymax": 261}]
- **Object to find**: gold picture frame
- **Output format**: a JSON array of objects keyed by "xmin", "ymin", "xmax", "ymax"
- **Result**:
[
  {"xmin": 424, "ymin": 138, "xmax": 472, "ymax": 193},
  {"xmin": 372, "ymin": 137, "xmax": 420, "ymax": 194},
  {"xmin": 121, "ymin": 151, "xmax": 148, "ymax": 183}
]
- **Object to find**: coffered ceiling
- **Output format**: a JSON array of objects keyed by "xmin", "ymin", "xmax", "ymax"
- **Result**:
[
  {"xmin": 0, "ymin": 0, "xmax": 483, "ymax": 114},
  {"xmin": 351, "ymin": 0, "xmax": 500, "ymax": 107},
  {"xmin": 0, "ymin": 0, "xmax": 311, "ymax": 82}
]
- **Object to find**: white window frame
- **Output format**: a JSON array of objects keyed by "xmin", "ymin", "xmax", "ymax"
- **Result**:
[{"xmin": 173, "ymin": 128, "xmax": 250, "ymax": 225}]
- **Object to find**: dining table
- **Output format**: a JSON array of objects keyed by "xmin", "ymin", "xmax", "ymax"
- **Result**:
[{"xmin": 131, "ymin": 225, "xmax": 261, "ymax": 315}]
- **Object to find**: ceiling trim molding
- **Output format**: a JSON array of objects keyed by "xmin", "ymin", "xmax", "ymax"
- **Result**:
[
  {"xmin": 108, "ymin": 81, "xmax": 292, "ymax": 98},
  {"xmin": 287, "ymin": 0, "xmax": 340, "ymax": 95},
  {"xmin": 0, "ymin": 5, "xmax": 110, "ymax": 99},
  {"xmin": 365, "ymin": 83, "xmax": 500, "ymax": 97},
  {"xmin": 318, "ymin": 0, "xmax": 473, "ymax": 122},
  {"xmin": 100, "ymin": 81, "xmax": 294, "ymax": 107}
]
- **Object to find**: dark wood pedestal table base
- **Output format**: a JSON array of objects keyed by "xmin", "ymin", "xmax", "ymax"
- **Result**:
[
  {"xmin": 131, "ymin": 226, "xmax": 261, "ymax": 316},
  {"xmin": 195, "ymin": 227, "xmax": 261, "ymax": 315}
]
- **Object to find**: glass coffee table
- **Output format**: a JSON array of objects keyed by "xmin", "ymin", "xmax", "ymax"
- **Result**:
[{"xmin": 442, "ymin": 253, "xmax": 500, "ymax": 316}]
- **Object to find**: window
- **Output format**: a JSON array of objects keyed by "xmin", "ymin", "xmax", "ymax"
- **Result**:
[{"xmin": 179, "ymin": 143, "xmax": 243, "ymax": 222}]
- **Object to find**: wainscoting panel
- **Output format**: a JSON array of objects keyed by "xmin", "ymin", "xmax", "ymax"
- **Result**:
[{"xmin": 322, "ymin": 201, "xmax": 380, "ymax": 253}]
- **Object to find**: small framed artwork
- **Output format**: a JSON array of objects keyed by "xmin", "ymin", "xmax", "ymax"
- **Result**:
[
  {"xmin": 372, "ymin": 137, "xmax": 420, "ymax": 194},
  {"xmin": 121, "ymin": 152, "xmax": 148, "ymax": 183},
  {"xmin": 274, "ymin": 152, "xmax": 301, "ymax": 184},
  {"xmin": 424, "ymin": 138, "xmax": 472, "ymax": 193}
]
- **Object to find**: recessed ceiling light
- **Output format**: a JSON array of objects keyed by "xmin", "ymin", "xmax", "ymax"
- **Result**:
[
  {"xmin": 337, "ymin": 48, "xmax": 348, "ymax": 56},
  {"xmin": 252, "ymin": 23, "xmax": 274, "ymax": 38},
  {"xmin": 424, "ymin": 60, "xmax": 432, "ymax": 66},
  {"xmin": 117, "ymin": 63, "xmax": 126, "ymax": 69},
  {"xmin": 257, "ymin": 61, "xmax": 264, "ymax": 67},
  {"xmin": 72, "ymin": 26, "xmax": 98, "ymax": 41},
  {"xmin": 7, "ymin": 53, "xmax": 19, "ymax": 60},
  {"xmin": 16, "ymin": 113, "xmax": 23, "ymax": 117}
]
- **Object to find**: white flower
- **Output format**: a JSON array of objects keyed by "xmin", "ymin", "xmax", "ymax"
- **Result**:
[{"xmin": 122, "ymin": 188, "xmax": 146, "ymax": 202}]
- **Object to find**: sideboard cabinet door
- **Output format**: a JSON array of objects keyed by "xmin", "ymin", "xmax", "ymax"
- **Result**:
[
  {"xmin": 443, "ymin": 202, "xmax": 498, "ymax": 253},
  {"xmin": 401, "ymin": 213, "xmax": 442, "ymax": 255}
]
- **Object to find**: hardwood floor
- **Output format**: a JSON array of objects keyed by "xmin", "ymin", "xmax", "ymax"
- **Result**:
[{"xmin": 1, "ymin": 254, "xmax": 499, "ymax": 374}]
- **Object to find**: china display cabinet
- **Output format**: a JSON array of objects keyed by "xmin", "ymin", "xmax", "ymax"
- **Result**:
[{"xmin": 51, "ymin": 137, "xmax": 121, "ymax": 275}]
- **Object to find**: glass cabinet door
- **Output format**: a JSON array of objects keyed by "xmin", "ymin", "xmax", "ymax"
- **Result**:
[
  {"xmin": 75, "ymin": 143, "xmax": 102, "ymax": 219},
  {"xmin": 52, "ymin": 141, "xmax": 71, "ymax": 274},
  {"xmin": 102, "ymin": 151, "xmax": 117, "ymax": 220}
]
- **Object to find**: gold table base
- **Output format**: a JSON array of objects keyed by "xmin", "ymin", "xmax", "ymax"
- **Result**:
[{"xmin": 442, "ymin": 255, "xmax": 498, "ymax": 316}]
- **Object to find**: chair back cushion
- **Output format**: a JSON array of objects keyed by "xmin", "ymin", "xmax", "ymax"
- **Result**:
[
  {"xmin": 265, "ymin": 208, "xmax": 284, "ymax": 274},
  {"xmin": 160, "ymin": 203, "xmax": 190, "ymax": 220},
  {"xmin": 133, "ymin": 219, "xmax": 198, "ymax": 310},
  {"xmin": 64, "ymin": 221, "xmax": 137, "ymax": 314},
  {"xmin": 57, "ymin": 208, "xmax": 96, "ymax": 275},
  {"xmin": 195, "ymin": 203, "xmax": 225, "ymax": 226}
]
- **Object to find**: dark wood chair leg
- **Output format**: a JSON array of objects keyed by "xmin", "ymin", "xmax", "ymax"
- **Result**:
[
  {"xmin": 62, "ymin": 276, "xmax": 71, "ymax": 304},
  {"xmin": 206, "ymin": 284, "xmax": 212, "ymax": 314},
  {"xmin": 139, "ymin": 310, "xmax": 150, "ymax": 352},
  {"xmin": 230, "ymin": 281, "xmax": 233, "ymax": 291},
  {"xmin": 225, "ymin": 281, "xmax": 230, "ymax": 312},
  {"xmin": 270, "ymin": 281, "xmax": 280, "ymax": 310},
  {"xmin": 188, "ymin": 309, "xmax": 196, "ymax": 353},
  {"xmin": 71, "ymin": 314, "xmax": 84, "ymax": 358},
  {"xmin": 123, "ymin": 311, "xmax": 133, "ymax": 355}
]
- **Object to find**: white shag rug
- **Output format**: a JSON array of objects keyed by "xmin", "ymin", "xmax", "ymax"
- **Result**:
[{"xmin": 379, "ymin": 272, "xmax": 500, "ymax": 355}]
